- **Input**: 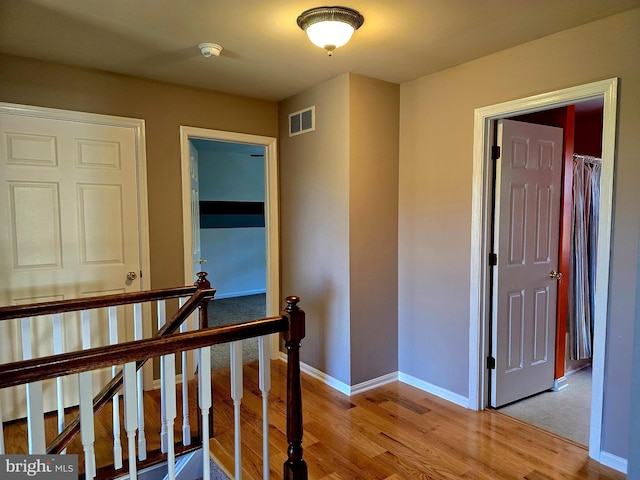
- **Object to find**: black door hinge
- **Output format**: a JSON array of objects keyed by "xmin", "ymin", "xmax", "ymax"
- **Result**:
[
  {"xmin": 489, "ymin": 253, "xmax": 497, "ymax": 266},
  {"xmin": 487, "ymin": 356, "xmax": 496, "ymax": 370},
  {"xmin": 491, "ymin": 145, "xmax": 501, "ymax": 160}
]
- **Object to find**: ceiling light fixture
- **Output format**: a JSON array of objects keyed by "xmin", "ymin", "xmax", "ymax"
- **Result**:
[
  {"xmin": 198, "ymin": 43, "xmax": 223, "ymax": 58},
  {"xmin": 297, "ymin": 6, "xmax": 364, "ymax": 56}
]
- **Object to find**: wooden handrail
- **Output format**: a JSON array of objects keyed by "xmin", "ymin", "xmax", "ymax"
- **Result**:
[
  {"xmin": 0, "ymin": 286, "xmax": 198, "ymax": 321},
  {"xmin": 0, "ymin": 316, "xmax": 288, "ymax": 388}
]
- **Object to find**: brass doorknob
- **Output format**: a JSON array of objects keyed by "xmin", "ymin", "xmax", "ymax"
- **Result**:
[
  {"xmin": 549, "ymin": 270, "xmax": 563, "ymax": 280},
  {"xmin": 127, "ymin": 271, "xmax": 138, "ymax": 281}
]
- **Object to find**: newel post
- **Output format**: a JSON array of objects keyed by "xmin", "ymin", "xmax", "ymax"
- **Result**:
[
  {"xmin": 283, "ymin": 296, "xmax": 308, "ymax": 480},
  {"xmin": 195, "ymin": 271, "xmax": 211, "ymax": 329}
]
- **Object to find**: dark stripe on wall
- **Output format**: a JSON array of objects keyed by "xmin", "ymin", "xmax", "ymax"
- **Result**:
[{"xmin": 200, "ymin": 201, "xmax": 265, "ymax": 228}]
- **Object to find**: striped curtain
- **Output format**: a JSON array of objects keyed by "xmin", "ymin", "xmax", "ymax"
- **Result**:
[{"xmin": 568, "ymin": 154, "xmax": 601, "ymax": 360}]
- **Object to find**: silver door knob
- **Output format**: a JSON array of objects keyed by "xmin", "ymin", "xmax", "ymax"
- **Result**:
[
  {"xmin": 127, "ymin": 271, "xmax": 138, "ymax": 281},
  {"xmin": 549, "ymin": 270, "xmax": 563, "ymax": 280}
]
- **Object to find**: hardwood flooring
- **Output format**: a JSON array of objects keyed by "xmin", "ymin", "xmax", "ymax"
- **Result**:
[
  {"xmin": 210, "ymin": 360, "xmax": 624, "ymax": 480},
  {"xmin": 3, "ymin": 360, "xmax": 626, "ymax": 479}
]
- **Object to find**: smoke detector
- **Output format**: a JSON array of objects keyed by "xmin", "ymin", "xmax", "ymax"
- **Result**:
[{"xmin": 198, "ymin": 43, "xmax": 223, "ymax": 58}]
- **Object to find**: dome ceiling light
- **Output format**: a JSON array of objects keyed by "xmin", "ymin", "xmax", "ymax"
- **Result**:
[{"xmin": 297, "ymin": 6, "xmax": 364, "ymax": 56}]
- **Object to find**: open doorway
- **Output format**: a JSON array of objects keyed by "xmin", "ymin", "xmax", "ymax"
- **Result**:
[
  {"xmin": 468, "ymin": 78, "xmax": 618, "ymax": 464},
  {"xmin": 493, "ymin": 98, "xmax": 604, "ymax": 446},
  {"xmin": 179, "ymin": 126, "xmax": 280, "ymax": 358}
]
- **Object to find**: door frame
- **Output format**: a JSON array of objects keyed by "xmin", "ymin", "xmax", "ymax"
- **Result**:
[
  {"xmin": 0, "ymin": 102, "xmax": 151, "ymax": 290},
  {"xmin": 179, "ymin": 126, "xmax": 280, "ymax": 356},
  {"xmin": 468, "ymin": 78, "xmax": 618, "ymax": 462}
]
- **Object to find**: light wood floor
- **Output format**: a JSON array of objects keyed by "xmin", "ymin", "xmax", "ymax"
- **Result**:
[
  {"xmin": 210, "ymin": 360, "xmax": 625, "ymax": 480},
  {"xmin": 3, "ymin": 360, "xmax": 626, "ymax": 480}
]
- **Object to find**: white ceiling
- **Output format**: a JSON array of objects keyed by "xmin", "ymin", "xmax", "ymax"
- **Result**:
[{"xmin": 1, "ymin": 0, "xmax": 639, "ymax": 102}]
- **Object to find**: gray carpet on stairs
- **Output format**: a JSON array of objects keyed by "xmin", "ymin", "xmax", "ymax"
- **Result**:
[
  {"xmin": 208, "ymin": 460, "xmax": 229, "ymax": 480},
  {"xmin": 207, "ymin": 293, "xmax": 266, "ymax": 370}
]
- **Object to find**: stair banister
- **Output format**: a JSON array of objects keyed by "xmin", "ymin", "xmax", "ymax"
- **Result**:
[{"xmin": 283, "ymin": 296, "xmax": 309, "ymax": 480}]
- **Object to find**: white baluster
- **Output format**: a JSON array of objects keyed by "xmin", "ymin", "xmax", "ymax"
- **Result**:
[
  {"xmin": 179, "ymin": 297, "xmax": 191, "ymax": 445},
  {"xmin": 78, "ymin": 371, "xmax": 96, "ymax": 479},
  {"xmin": 21, "ymin": 317, "xmax": 46, "ymax": 454},
  {"xmin": 108, "ymin": 306, "xmax": 123, "ymax": 470},
  {"xmin": 199, "ymin": 347, "xmax": 212, "ymax": 480},
  {"xmin": 231, "ymin": 341, "xmax": 243, "ymax": 480},
  {"xmin": 157, "ymin": 300, "xmax": 168, "ymax": 453},
  {"xmin": 133, "ymin": 302, "xmax": 147, "ymax": 461},
  {"xmin": 81, "ymin": 310, "xmax": 91, "ymax": 349},
  {"xmin": 79, "ymin": 311, "xmax": 96, "ymax": 478},
  {"xmin": 162, "ymin": 352, "xmax": 177, "ymax": 480},
  {"xmin": 258, "ymin": 336, "xmax": 271, "ymax": 480},
  {"xmin": 123, "ymin": 362, "xmax": 138, "ymax": 480},
  {"xmin": 192, "ymin": 310, "xmax": 200, "ymax": 372},
  {"xmin": 52, "ymin": 313, "xmax": 66, "ymax": 437}
]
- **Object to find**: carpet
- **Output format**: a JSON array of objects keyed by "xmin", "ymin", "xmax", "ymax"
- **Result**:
[
  {"xmin": 207, "ymin": 294, "xmax": 266, "ymax": 370},
  {"xmin": 208, "ymin": 460, "xmax": 229, "ymax": 480},
  {"xmin": 498, "ymin": 366, "xmax": 591, "ymax": 445}
]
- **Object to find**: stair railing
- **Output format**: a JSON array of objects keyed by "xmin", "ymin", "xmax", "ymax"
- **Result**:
[{"xmin": 0, "ymin": 276, "xmax": 308, "ymax": 480}]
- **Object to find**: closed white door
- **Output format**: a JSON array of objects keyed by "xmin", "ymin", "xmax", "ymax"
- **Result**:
[
  {"xmin": 0, "ymin": 108, "xmax": 144, "ymax": 418},
  {"xmin": 491, "ymin": 119, "xmax": 563, "ymax": 408}
]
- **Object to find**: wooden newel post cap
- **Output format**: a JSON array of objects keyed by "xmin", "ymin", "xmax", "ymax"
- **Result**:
[
  {"xmin": 283, "ymin": 296, "xmax": 304, "ymax": 343},
  {"xmin": 285, "ymin": 296, "xmax": 300, "ymax": 312},
  {"xmin": 195, "ymin": 271, "xmax": 211, "ymax": 289}
]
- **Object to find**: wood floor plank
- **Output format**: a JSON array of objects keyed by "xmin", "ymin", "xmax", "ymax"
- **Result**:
[{"xmin": 2, "ymin": 359, "xmax": 626, "ymax": 480}]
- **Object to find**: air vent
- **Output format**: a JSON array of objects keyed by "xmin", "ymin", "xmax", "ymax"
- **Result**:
[{"xmin": 288, "ymin": 106, "xmax": 315, "ymax": 137}]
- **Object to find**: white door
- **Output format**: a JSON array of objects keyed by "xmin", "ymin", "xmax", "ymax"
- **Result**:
[
  {"xmin": 491, "ymin": 119, "xmax": 563, "ymax": 408},
  {"xmin": 189, "ymin": 141, "xmax": 204, "ymax": 281},
  {"xmin": 0, "ymin": 108, "xmax": 144, "ymax": 418}
]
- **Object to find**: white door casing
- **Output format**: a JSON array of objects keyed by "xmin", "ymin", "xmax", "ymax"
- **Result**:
[
  {"xmin": 179, "ymin": 126, "xmax": 280, "ymax": 357},
  {"xmin": 469, "ymin": 78, "xmax": 618, "ymax": 464},
  {"xmin": 491, "ymin": 119, "xmax": 563, "ymax": 407},
  {"xmin": 0, "ymin": 102, "xmax": 150, "ymax": 418}
]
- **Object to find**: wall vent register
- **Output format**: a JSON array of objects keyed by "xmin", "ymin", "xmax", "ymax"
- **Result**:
[{"xmin": 289, "ymin": 106, "xmax": 315, "ymax": 137}]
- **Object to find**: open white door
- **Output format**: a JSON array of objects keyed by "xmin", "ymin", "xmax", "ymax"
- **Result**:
[
  {"xmin": 491, "ymin": 119, "xmax": 563, "ymax": 407},
  {"xmin": 189, "ymin": 141, "xmax": 204, "ymax": 282}
]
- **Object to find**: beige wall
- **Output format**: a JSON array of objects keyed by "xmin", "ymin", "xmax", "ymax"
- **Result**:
[
  {"xmin": 279, "ymin": 74, "xmax": 352, "ymax": 383},
  {"xmin": 349, "ymin": 74, "xmax": 399, "ymax": 384},
  {"xmin": 399, "ymin": 8, "xmax": 640, "ymax": 459},
  {"xmin": 279, "ymin": 73, "xmax": 400, "ymax": 386},
  {"xmin": 0, "ymin": 54, "xmax": 278, "ymax": 290}
]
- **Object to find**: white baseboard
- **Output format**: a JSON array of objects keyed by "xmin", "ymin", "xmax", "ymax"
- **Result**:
[
  {"xmin": 398, "ymin": 372, "xmax": 469, "ymax": 408},
  {"xmin": 599, "ymin": 451, "xmax": 627, "ymax": 474},
  {"xmin": 351, "ymin": 372, "xmax": 399, "ymax": 395},
  {"xmin": 552, "ymin": 376, "xmax": 568, "ymax": 391},
  {"xmin": 277, "ymin": 353, "xmax": 397, "ymax": 396},
  {"xmin": 214, "ymin": 289, "xmax": 266, "ymax": 300}
]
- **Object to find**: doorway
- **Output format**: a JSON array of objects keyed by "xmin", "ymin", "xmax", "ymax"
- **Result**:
[
  {"xmin": 179, "ymin": 127, "xmax": 280, "ymax": 357},
  {"xmin": 491, "ymin": 100, "xmax": 604, "ymax": 446},
  {"xmin": 468, "ymin": 78, "xmax": 618, "ymax": 463}
]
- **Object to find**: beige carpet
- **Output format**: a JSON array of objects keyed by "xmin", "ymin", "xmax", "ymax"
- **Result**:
[
  {"xmin": 206, "ymin": 294, "xmax": 266, "ymax": 370},
  {"xmin": 498, "ymin": 366, "xmax": 592, "ymax": 445}
]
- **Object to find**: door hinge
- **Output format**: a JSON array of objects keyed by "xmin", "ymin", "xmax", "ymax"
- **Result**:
[
  {"xmin": 491, "ymin": 145, "xmax": 501, "ymax": 160},
  {"xmin": 487, "ymin": 356, "xmax": 496, "ymax": 370},
  {"xmin": 489, "ymin": 253, "xmax": 497, "ymax": 266}
]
